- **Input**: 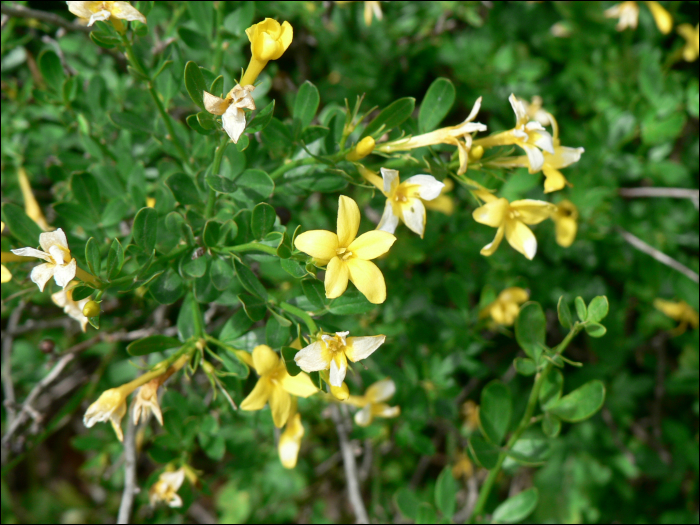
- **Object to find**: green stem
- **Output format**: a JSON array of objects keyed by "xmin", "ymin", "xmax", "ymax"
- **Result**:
[
  {"xmin": 190, "ymin": 295, "xmax": 206, "ymax": 338},
  {"xmin": 211, "ymin": 1, "xmax": 225, "ymax": 72},
  {"xmin": 206, "ymin": 135, "xmax": 229, "ymax": 218},
  {"xmin": 470, "ymin": 323, "xmax": 582, "ymax": 522},
  {"xmin": 269, "ymin": 157, "xmax": 319, "ymax": 180},
  {"xmin": 280, "ymin": 301, "xmax": 318, "ymax": 334},
  {"xmin": 218, "ymin": 243, "xmax": 278, "ymax": 256}
]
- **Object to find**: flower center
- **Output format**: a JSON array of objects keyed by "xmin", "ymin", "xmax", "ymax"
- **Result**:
[
  {"xmin": 509, "ymin": 209, "xmax": 521, "ymax": 220},
  {"xmin": 336, "ymin": 247, "xmax": 354, "ymax": 261}
]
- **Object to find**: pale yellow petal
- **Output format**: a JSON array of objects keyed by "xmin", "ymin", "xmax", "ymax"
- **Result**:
[
  {"xmin": 348, "ymin": 231, "xmax": 396, "ymax": 260},
  {"xmin": 280, "ymin": 371, "xmax": 319, "ymax": 398},
  {"xmin": 252, "ymin": 345, "xmax": 280, "ymax": 376},
  {"xmin": 354, "ymin": 405, "xmax": 372, "ymax": 427},
  {"xmin": 11, "ymin": 247, "xmax": 50, "ymax": 262},
  {"xmin": 269, "ymin": 384, "xmax": 291, "ymax": 428},
  {"xmin": 654, "ymin": 299, "xmax": 687, "ymax": 321},
  {"xmin": 542, "ymin": 166, "xmax": 568, "ymax": 193},
  {"xmin": 346, "ymin": 258, "xmax": 386, "ymax": 304},
  {"xmin": 279, "ymin": 413, "xmax": 304, "ymax": 468},
  {"xmin": 240, "ymin": 377, "xmax": 272, "ymax": 411},
  {"xmin": 329, "ymin": 352, "xmax": 348, "ymax": 387},
  {"xmin": 505, "ymin": 220, "xmax": 538, "ymax": 260},
  {"xmin": 325, "ymin": 257, "xmax": 349, "ymax": 299},
  {"xmin": 39, "ymin": 228, "xmax": 69, "ymax": 253},
  {"xmin": 30, "ymin": 263, "xmax": 55, "ymax": 292},
  {"xmin": 294, "ymin": 341, "xmax": 330, "ymax": 372},
  {"xmin": 424, "ymin": 195, "xmax": 454, "ymax": 215},
  {"xmin": 645, "ymin": 1, "xmax": 672, "ymax": 34},
  {"xmin": 365, "ymin": 378, "xmax": 396, "ymax": 403},
  {"xmin": 203, "ymin": 91, "xmax": 231, "ymax": 116},
  {"xmin": 222, "ymin": 105, "xmax": 246, "ymax": 144},
  {"xmin": 499, "ymin": 287, "xmax": 529, "ymax": 305},
  {"xmin": 371, "ymin": 403, "xmax": 400, "ymax": 419},
  {"xmin": 111, "ymin": 1, "xmax": 147, "ymax": 23},
  {"xmin": 481, "ymin": 225, "xmax": 505, "ymax": 257},
  {"xmin": 555, "ymin": 215, "xmax": 577, "ymax": 248},
  {"xmin": 510, "ymin": 200, "xmax": 556, "ymax": 224},
  {"xmin": 1, "ymin": 265, "xmax": 11, "ymax": 283},
  {"xmin": 66, "ymin": 1, "xmax": 94, "ymax": 19},
  {"xmin": 53, "ymin": 258, "xmax": 77, "ymax": 289},
  {"xmin": 345, "ymin": 335, "xmax": 386, "ymax": 362},
  {"xmin": 337, "ymin": 196, "xmax": 360, "ymax": 247},
  {"xmin": 472, "ymin": 198, "xmax": 509, "ymax": 227},
  {"xmin": 294, "ymin": 230, "xmax": 339, "ymax": 261}
]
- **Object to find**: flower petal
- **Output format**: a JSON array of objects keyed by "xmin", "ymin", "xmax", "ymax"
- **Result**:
[
  {"xmin": 510, "ymin": 200, "xmax": 556, "ymax": 224},
  {"xmin": 424, "ymin": 195, "xmax": 454, "ymax": 215},
  {"xmin": 280, "ymin": 371, "xmax": 319, "ymax": 398},
  {"xmin": 11, "ymin": 247, "xmax": 51, "ymax": 262},
  {"xmin": 354, "ymin": 405, "xmax": 372, "ymax": 427},
  {"xmin": 269, "ymin": 385, "xmax": 291, "ymax": 427},
  {"xmin": 66, "ymin": 2, "xmax": 94, "ymax": 19},
  {"xmin": 337, "ymin": 196, "xmax": 360, "ymax": 247},
  {"xmin": 371, "ymin": 403, "xmax": 400, "ymax": 419},
  {"xmin": 294, "ymin": 230, "xmax": 339, "ymax": 261},
  {"xmin": 466, "ymin": 96, "xmax": 483, "ymax": 123},
  {"xmin": 528, "ymin": 129, "xmax": 555, "ymax": 154},
  {"xmin": 111, "ymin": 1, "xmax": 147, "ymax": 23},
  {"xmin": 472, "ymin": 198, "xmax": 509, "ymax": 227},
  {"xmin": 509, "ymin": 93, "xmax": 528, "ymax": 125},
  {"xmin": 403, "ymin": 175, "xmax": 444, "ymax": 201},
  {"xmin": 346, "ymin": 258, "xmax": 387, "ymax": 304},
  {"xmin": 547, "ymin": 146, "xmax": 584, "ymax": 169},
  {"xmin": 294, "ymin": 341, "xmax": 330, "ymax": 372},
  {"xmin": 542, "ymin": 166, "xmax": 568, "ymax": 193},
  {"xmin": 399, "ymin": 198, "xmax": 426, "ymax": 237},
  {"xmin": 88, "ymin": 10, "xmax": 111, "ymax": 26},
  {"xmin": 1, "ymin": 265, "xmax": 12, "ymax": 283},
  {"xmin": 499, "ymin": 287, "xmax": 530, "ymax": 304},
  {"xmin": 279, "ymin": 413, "xmax": 304, "ymax": 469},
  {"xmin": 240, "ymin": 377, "xmax": 272, "ymax": 411},
  {"xmin": 555, "ymin": 216, "xmax": 578, "ymax": 248},
  {"xmin": 325, "ymin": 257, "xmax": 349, "ymax": 299},
  {"xmin": 377, "ymin": 200, "xmax": 400, "ymax": 234},
  {"xmin": 222, "ymin": 106, "xmax": 246, "ymax": 144},
  {"xmin": 252, "ymin": 344, "xmax": 280, "ymax": 376},
  {"xmin": 203, "ymin": 91, "xmax": 231, "ymax": 115},
  {"xmin": 329, "ymin": 354, "xmax": 348, "ymax": 387},
  {"xmin": 40, "ymin": 228, "xmax": 69, "ymax": 253},
  {"xmin": 345, "ymin": 335, "xmax": 386, "ymax": 363},
  {"xmin": 380, "ymin": 168, "xmax": 400, "ymax": 195},
  {"xmin": 31, "ymin": 263, "xmax": 55, "ymax": 292},
  {"xmin": 364, "ymin": 378, "xmax": 395, "ymax": 403},
  {"xmin": 505, "ymin": 220, "xmax": 538, "ymax": 260},
  {"xmin": 348, "ymin": 230, "xmax": 396, "ymax": 260},
  {"xmin": 481, "ymin": 225, "xmax": 505, "ymax": 257},
  {"xmin": 53, "ymin": 258, "xmax": 77, "ymax": 289},
  {"xmin": 518, "ymin": 143, "xmax": 545, "ymax": 173}
]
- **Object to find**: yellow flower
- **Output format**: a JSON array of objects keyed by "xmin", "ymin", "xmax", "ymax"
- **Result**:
[
  {"xmin": 18, "ymin": 167, "xmax": 50, "ymax": 231},
  {"xmin": 133, "ymin": 354, "xmax": 189, "ymax": 426},
  {"xmin": 240, "ymin": 19, "xmax": 293, "ymax": 86},
  {"xmin": 424, "ymin": 176, "xmax": 455, "ymax": 216},
  {"xmin": 149, "ymin": 468, "xmax": 186, "ymax": 508},
  {"xmin": 480, "ymin": 287, "xmax": 530, "ymax": 326},
  {"xmin": 678, "ymin": 24, "xmax": 699, "ymax": 62},
  {"xmin": 472, "ymin": 94, "xmax": 554, "ymax": 174},
  {"xmin": 294, "ymin": 196, "xmax": 396, "ymax": 304},
  {"xmin": 654, "ymin": 299, "xmax": 699, "ymax": 335},
  {"xmin": 203, "ymin": 84, "xmax": 256, "ymax": 144},
  {"xmin": 362, "ymin": 168, "xmax": 445, "ymax": 237},
  {"xmin": 83, "ymin": 387, "xmax": 128, "ymax": 441},
  {"xmin": 51, "ymin": 282, "xmax": 90, "ymax": 332},
  {"xmin": 645, "ymin": 1, "xmax": 672, "ymax": 34},
  {"xmin": 294, "ymin": 331, "xmax": 386, "ymax": 387},
  {"xmin": 452, "ymin": 453, "xmax": 474, "ymax": 480},
  {"xmin": 376, "ymin": 98, "xmax": 486, "ymax": 175},
  {"xmin": 346, "ymin": 378, "xmax": 400, "ymax": 427},
  {"xmin": 364, "ymin": 1, "xmax": 383, "ymax": 26},
  {"xmin": 66, "ymin": 1, "xmax": 146, "ymax": 27},
  {"xmin": 1, "ymin": 222, "xmax": 11, "ymax": 284},
  {"xmin": 552, "ymin": 200, "xmax": 578, "ymax": 248},
  {"xmin": 240, "ymin": 345, "xmax": 318, "ymax": 428},
  {"xmin": 605, "ymin": 2, "xmax": 640, "ymax": 31},
  {"xmin": 472, "ymin": 190, "xmax": 556, "ymax": 260},
  {"xmin": 518, "ymin": 96, "xmax": 553, "ymax": 127},
  {"xmin": 346, "ymin": 136, "xmax": 376, "ymax": 161},
  {"xmin": 279, "ymin": 403, "xmax": 304, "ymax": 469},
  {"xmin": 11, "ymin": 228, "xmax": 77, "ymax": 292}
]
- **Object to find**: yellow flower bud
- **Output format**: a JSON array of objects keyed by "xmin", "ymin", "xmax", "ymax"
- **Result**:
[
  {"xmin": 346, "ymin": 137, "xmax": 376, "ymax": 161},
  {"xmin": 469, "ymin": 145, "xmax": 484, "ymax": 161},
  {"xmin": 246, "ymin": 18, "xmax": 293, "ymax": 62},
  {"xmin": 82, "ymin": 300, "xmax": 100, "ymax": 318}
]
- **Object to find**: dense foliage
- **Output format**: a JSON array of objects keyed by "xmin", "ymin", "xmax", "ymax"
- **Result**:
[{"xmin": 1, "ymin": 1, "xmax": 698, "ymax": 524}]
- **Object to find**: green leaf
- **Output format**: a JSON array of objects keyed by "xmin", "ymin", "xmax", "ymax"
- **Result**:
[
  {"xmin": 416, "ymin": 503, "xmax": 437, "ymax": 525},
  {"xmin": 166, "ymin": 173, "xmax": 201, "ymax": 205},
  {"xmin": 206, "ymin": 174, "xmax": 237, "ymax": 193},
  {"xmin": 71, "ymin": 286, "xmax": 93, "ymax": 301},
  {"xmin": 434, "ymin": 466, "xmax": 457, "ymax": 518},
  {"xmin": 246, "ymin": 100, "xmax": 275, "ymax": 133},
  {"xmin": 575, "ymin": 296, "xmax": 587, "ymax": 321},
  {"xmin": 418, "ymin": 77, "xmax": 456, "ymax": 133},
  {"xmin": 515, "ymin": 302, "xmax": 546, "ymax": 362},
  {"xmin": 38, "ymin": 50, "xmax": 64, "ymax": 90},
  {"xmin": 394, "ymin": 488, "xmax": 419, "ymax": 520},
  {"xmin": 261, "ymin": 117, "xmax": 292, "ymax": 152},
  {"xmin": 177, "ymin": 294, "xmax": 200, "ymax": 341},
  {"xmin": 468, "ymin": 434, "xmax": 499, "ymax": 469},
  {"xmin": 222, "ymin": 2, "xmax": 254, "ymax": 36},
  {"xmin": 542, "ymin": 413, "xmax": 561, "ymax": 438},
  {"xmin": 513, "ymin": 357, "xmax": 536, "ymax": 376},
  {"xmin": 266, "ymin": 317, "xmax": 290, "ymax": 348},
  {"xmin": 187, "ymin": 1, "xmax": 213, "ymax": 37},
  {"xmin": 149, "ymin": 269, "xmax": 184, "ymax": 304},
  {"xmin": 557, "ymin": 296, "xmax": 572, "ymax": 329},
  {"xmin": 233, "ymin": 259, "xmax": 268, "ymax": 300},
  {"xmin": 480, "ymin": 380, "xmax": 512, "ymax": 445},
  {"xmin": 302, "ymin": 279, "xmax": 328, "ymax": 309},
  {"xmin": 71, "ymin": 173, "xmax": 101, "ymax": 221},
  {"xmin": 492, "ymin": 488, "xmax": 539, "ymax": 524},
  {"xmin": 251, "ymin": 203, "xmax": 276, "ymax": 240},
  {"xmin": 127, "ymin": 335, "xmax": 181, "ymax": 357},
  {"xmin": 586, "ymin": 296, "xmax": 609, "ymax": 323},
  {"xmin": 85, "ymin": 238, "xmax": 101, "ymax": 276},
  {"xmin": 105, "ymin": 238, "xmax": 124, "ymax": 280},
  {"xmin": 178, "ymin": 27, "xmax": 210, "ymax": 50},
  {"xmin": 585, "ymin": 322, "xmax": 607, "ymax": 338},
  {"xmin": 280, "ymin": 259, "xmax": 307, "ymax": 279},
  {"xmin": 539, "ymin": 369, "xmax": 563, "ymax": 410},
  {"xmin": 548, "ymin": 380, "xmax": 606, "ymax": 422},
  {"xmin": 132, "ymin": 207, "xmax": 158, "ymax": 254},
  {"xmin": 219, "ymin": 349, "xmax": 249, "ymax": 378},
  {"xmin": 210, "ymin": 258, "xmax": 233, "ymax": 291},
  {"xmin": 361, "ymin": 97, "xmax": 416, "ymax": 139},
  {"xmin": 237, "ymin": 169, "xmax": 275, "ymax": 200},
  {"xmin": 641, "ymin": 112, "xmax": 686, "ymax": 145},
  {"xmin": 300, "ymin": 125, "xmax": 329, "ymax": 144},
  {"xmin": 203, "ymin": 220, "xmax": 222, "ymax": 248},
  {"xmin": 182, "ymin": 256, "xmax": 207, "ymax": 278},
  {"xmin": 90, "ymin": 31, "xmax": 120, "ymax": 49},
  {"xmin": 294, "ymin": 81, "xmax": 320, "ymax": 130},
  {"xmin": 238, "ymin": 293, "xmax": 267, "ymax": 322},
  {"xmin": 281, "ymin": 346, "xmax": 303, "ymax": 376},
  {"xmin": 328, "ymin": 290, "xmax": 374, "ymax": 315},
  {"xmin": 53, "ymin": 202, "xmax": 96, "ymax": 230},
  {"xmin": 219, "ymin": 309, "xmax": 253, "ymax": 342},
  {"xmin": 109, "ymin": 112, "xmax": 154, "ymax": 135},
  {"xmin": 187, "ymin": 114, "xmax": 214, "ymax": 135},
  {"xmin": 196, "ymin": 111, "xmax": 216, "ymax": 130},
  {"xmin": 506, "ymin": 436, "xmax": 552, "ymax": 466},
  {"xmin": 184, "ymin": 61, "xmax": 208, "ymax": 110},
  {"xmin": 1, "ymin": 202, "xmax": 43, "ymax": 248}
]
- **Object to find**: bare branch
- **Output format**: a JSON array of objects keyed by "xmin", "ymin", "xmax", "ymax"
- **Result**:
[
  {"xmin": 0, "ymin": 3, "xmax": 91, "ymax": 33},
  {"xmin": 117, "ymin": 404, "xmax": 138, "ymax": 524},
  {"xmin": 1, "ymin": 301, "xmax": 26, "ymax": 428},
  {"xmin": 617, "ymin": 227, "xmax": 699, "ymax": 283},
  {"xmin": 453, "ymin": 476, "xmax": 480, "ymax": 523},
  {"xmin": 331, "ymin": 405, "xmax": 369, "ymax": 524},
  {"xmin": 619, "ymin": 187, "xmax": 699, "ymax": 199}
]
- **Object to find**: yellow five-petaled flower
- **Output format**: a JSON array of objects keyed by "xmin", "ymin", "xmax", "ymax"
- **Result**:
[
  {"xmin": 294, "ymin": 196, "xmax": 396, "ymax": 304},
  {"xmin": 346, "ymin": 378, "xmax": 400, "ymax": 427},
  {"xmin": 480, "ymin": 287, "xmax": 530, "ymax": 326},
  {"xmin": 12, "ymin": 228, "xmax": 77, "ymax": 292}
]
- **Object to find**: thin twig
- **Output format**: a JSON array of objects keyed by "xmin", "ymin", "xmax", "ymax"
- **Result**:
[
  {"xmin": 0, "ymin": 3, "xmax": 91, "ymax": 33},
  {"xmin": 331, "ymin": 405, "xmax": 370, "ymax": 524},
  {"xmin": 117, "ymin": 403, "xmax": 138, "ymax": 524},
  {"xmin": 1, "ymin": 301, "xmax": 25, "ymax": 428},
  {"xmin": 619, "ymin": 187, "xmax": 699, "ymax": 200},
  {"xmin": 453, "ymin": 476, "xmax": 480, "ymax": 523},
  {"xmin": 617, "ymin": 227, "xmax": 699, "ymax": 283}
]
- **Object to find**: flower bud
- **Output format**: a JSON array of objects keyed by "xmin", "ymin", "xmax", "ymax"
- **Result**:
[
  {"xmin": 469, "ymin": 145, "xmax": 484, "ymax": 161},
  {"xmin": 246, "ymin": 19, "xmax": 293, "ymax": 62},
  {"xmin": 346, "ymin": 137, "xmax": 376, "ymax": 161},
  {"xmin": 82, "ymin": 300, "xmax": 100, "ymax": 318}
]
